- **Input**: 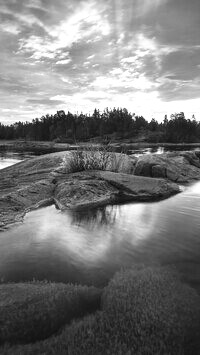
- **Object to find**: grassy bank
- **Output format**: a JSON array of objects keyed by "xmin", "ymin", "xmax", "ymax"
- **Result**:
[{"xmin": 1, "ymin": 266, "xmax": 200, "ymax": 355}]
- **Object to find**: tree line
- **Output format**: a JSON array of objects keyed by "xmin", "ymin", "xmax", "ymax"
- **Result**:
[{"xmin": 0, "ymin": 109, "xmax": 199, "ymax": 143}]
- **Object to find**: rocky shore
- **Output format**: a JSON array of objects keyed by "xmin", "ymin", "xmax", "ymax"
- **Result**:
[
  {"xmin": 0, "ymin": 150, "xmax": 185, "ymax": 229},
  {"xmin": 1, "ymin": 149, "xmax": 200, "ymax": 228},
  {"xmin": 133, "ymin": 150, "xmax": 200, "ymax": 182}
]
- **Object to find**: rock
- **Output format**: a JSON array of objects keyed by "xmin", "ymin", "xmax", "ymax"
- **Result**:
[
  {"xmin": 194, "ymin": 150, "xmax": 200, "ymax": 159},
  {"xmin": 91, "ymin": 171, "xmax": 180, "ymax": 201},
  {"xmin": 152, "ymin": 164, "xmax": 166, "ymax": 178},
  {"xmin": 0, "ymin": 181, "xmax": 54, "ymax": 228},
  {"xmin": 54, "ymin": 172, "xmax": 119, "ymax": 210},
  {"xmin": 0, "ymin": 151, "xmax": 68, "ymax": 197},
  {"xmin": 134, "ymin": 153, "xmax": 200, "ymax": 182},
  {"xmin": 134, "ymin": 159, "xmax": 153, "ymax": 176},
  {"xmin": 0, "ymin": 152, "xmax": 67, "ymax": 228},
  {"xmin": 179, "ymin": 151, "xmax": 200, "ymax": 168},
  {"xmin": 54, "ymin": 170, "xmax": 179, "ymax": 210}
]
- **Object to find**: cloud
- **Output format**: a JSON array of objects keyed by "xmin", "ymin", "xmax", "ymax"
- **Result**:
[
  {"xmin": 0, "ymin": 0, "xmax": 200, "ymax": 123},
  {"xmin": 0, "ymin": 22, "xmax": 20, "ymax": 35},
  {"xmin": 18, "ymin": 1, "xmax": 111, "ymax": 61},
  {"xmin": 55, "ymin": 59, "xmax": 71, "ymax": 65},
  {"xmin": 134, "ymin": 0, "xmax": 168, "ymax": 16},
  {"xmin": 27, "ymin": 98, "xmax": 65, "ymax": 106}
]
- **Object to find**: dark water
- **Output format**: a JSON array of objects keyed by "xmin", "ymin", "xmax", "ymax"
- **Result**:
[
  {"xmin": 127, "ymin": 145, "xmax": 200, "ymax": 157},
  {"xmin": 0, "ymin": 182, "xmax": 200, "ymax": 291}
]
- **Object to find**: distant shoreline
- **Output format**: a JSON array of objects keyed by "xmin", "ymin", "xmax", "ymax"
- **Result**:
[{"xmin": 1, "ymin": 139, "xmax": 200, "ymax": 154}]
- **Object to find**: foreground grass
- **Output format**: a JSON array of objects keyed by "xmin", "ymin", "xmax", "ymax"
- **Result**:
[
  {"xmin": 1, "ymin": 266, "xmax": 200, "ymax": 355},
  {"xmin": 0, "ymin": 282, "xmax": 101, "ymax": 345}
]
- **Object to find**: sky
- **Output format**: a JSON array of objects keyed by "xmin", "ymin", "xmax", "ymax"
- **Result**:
[{"xmin": 0, "ymin": 0, "xmax": 200, "ymax": 124}]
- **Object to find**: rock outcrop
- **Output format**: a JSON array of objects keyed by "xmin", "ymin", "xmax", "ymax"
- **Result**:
[
  {"xmin": 91, "ymin": 171, "xmax": 180, "ymax": 202},
  {"xmin": 134, "ymin": 151, "xmax": 200, "ymax": 183},
  {"xmin": 0, "ymin": 152, "xmax": 66, "ymax": 228},
  {"xmin": 0, "ymin": 151, "xmax": 181, "ymax": 228},
  {"xmin": 54, "ymin": 171, "xmax": 179, "ymax": 211},
  {"xmin": 54, "ymin": 172, "xmax": 119, "ymax": 210}
]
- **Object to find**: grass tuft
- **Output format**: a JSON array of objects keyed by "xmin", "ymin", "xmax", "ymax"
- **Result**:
[{"xmin": 63, "ymin": 144, "xmax": 129, "ymax": 173}]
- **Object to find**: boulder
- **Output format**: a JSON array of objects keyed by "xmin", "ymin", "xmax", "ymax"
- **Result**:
[
  {"xmin": 152, "ymin": 164, "xmax": 166, "ymax": 178},
  {"xmin": 91, "ymin": 170, "xmax": 180, "ymax": 201},
  {"xmin": 54, "ymin": 172, "xmax": 119, "ymax": 210},
  {"xmin": 134, "ymin": 153, "xmax": 200, "ymax": 182},
  {"xmin": 179, "ymin": 151, "xmax": 200, "ymax": 168}
]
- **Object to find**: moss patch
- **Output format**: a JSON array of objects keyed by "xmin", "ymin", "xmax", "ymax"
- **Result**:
[
  {"xmin": 1, "ymin": 267, "xmax": 200, "ymax": 355},
  {"xmin": 0, "ymin": 282, "xmax": 101, "ymax": 345}
]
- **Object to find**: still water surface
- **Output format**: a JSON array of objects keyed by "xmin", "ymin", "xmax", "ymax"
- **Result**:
[
  {"xmin": 0, "ymin": 182, "xmax": 200, "ymax": 291},
  {"xmin": 0, "ymin": 151, "xmax": 36, "ymax": 169}
]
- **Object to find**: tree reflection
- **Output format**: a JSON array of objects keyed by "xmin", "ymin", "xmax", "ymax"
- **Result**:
[{"xmin": 69, "ymin": 205, "xmax": 119, "ymax": 229}]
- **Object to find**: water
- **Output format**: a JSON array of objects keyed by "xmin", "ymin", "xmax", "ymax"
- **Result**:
[
  {"xmin": 0, "ymin": 151, "xmax": 36, "ymax": 170},
  {"xmin": 127, "ymin": 145, "xmax": 200, "ymax": 157},
  {"xmin": 0, "ymin": 182, "xmax": 200, "ymax": 292}
]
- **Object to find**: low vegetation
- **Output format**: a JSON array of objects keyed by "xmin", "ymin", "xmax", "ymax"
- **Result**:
[
  {"xmin": 63, "ymin": 144, "xmax": 132, "ymax": 174},
  {"xmin": 66, "ymin": 145, "xmax": 111, "ymax": 172},
  {"xmin": 0, "ymin": 282, "xmax": 101, "ymax": 345},
  {"xmin": 102, "ymin": 266, "xmax": 200, "ymax": 355},
  {"xmin": 1, "ymin": 266, "xmax": 200, "ymax": 355}
]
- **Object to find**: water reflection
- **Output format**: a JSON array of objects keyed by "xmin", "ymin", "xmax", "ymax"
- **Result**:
[
  {"xmin": 0, "ymin": 179, "xmax": 200, "ymax": 291},
  {"xmin": 0, "ymin": 151, "xmax": 36, "ymax": 170},
  {"xmin": 69, "ymin": 205, "xmax": 118, "ymax": 228},
  {"xmin": 128, "ymin": 145, "xmax": 200, "ymax": 157}
]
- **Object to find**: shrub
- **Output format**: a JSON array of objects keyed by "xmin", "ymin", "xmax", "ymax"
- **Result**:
[
  {"xmin": 65, "ymin": 145, "xmax": 112, "ymax": 173},
  {"xmin": 0, "ymin": 282, "xmax": 101, "ymax": 345},
  {"xmin": 62, "ymin": 144, "xmax": 133, "ymax": 174},
  {"xmin": 2, "ymin": 267, "xmax": 200, "ymax": 355}
]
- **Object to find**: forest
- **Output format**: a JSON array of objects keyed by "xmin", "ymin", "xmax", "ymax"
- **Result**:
[{"xmin": 0, "ymin": 108, "xmax": 199, "ymax": 143}]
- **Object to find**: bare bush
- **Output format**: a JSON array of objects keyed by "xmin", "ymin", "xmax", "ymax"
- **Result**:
[{"xmin": 65, "ymin": 144, "xmax": 126, "ymax": 173}]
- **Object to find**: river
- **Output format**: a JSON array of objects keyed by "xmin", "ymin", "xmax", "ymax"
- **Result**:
[{"xmin": 0, "ymin": 148, "xmax": 200, "ymax": 293}]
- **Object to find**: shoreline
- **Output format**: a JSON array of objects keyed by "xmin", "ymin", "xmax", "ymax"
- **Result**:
[
  {"xmin": 1, "ymin": 139, "xmax": 200, "ymax": 155},
  {"xmin": 0, "ymin": 151, "xmax": 181, "ymax": 229},
  {"xmin": 1, "ymin": 148, "xmax": 200, "ymax": 229}
]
